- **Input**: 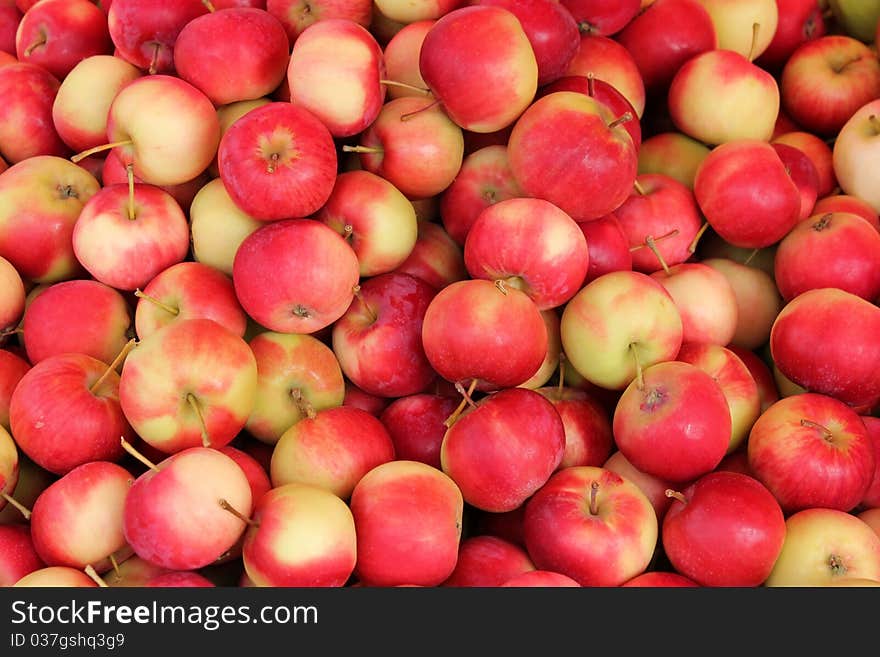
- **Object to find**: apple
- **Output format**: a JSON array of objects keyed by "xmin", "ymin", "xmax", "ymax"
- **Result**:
[
  {"xmin": 697, "ymin": 0, "xmax": 778, "ymax": 59},
  {"xmin": 748, "ymin": 392, "xmax": 875, "ymax": 513},
  {"xmin": 379, "ymin": 394, "xmax": 458, "ymax": 470},
  {"xmin": 772, "ymin": 142, "xmax": 820, "ymax": 220},
  {"xmin": 442, "ymin": 535, "xmax": 534, "ymax": 587},
  {"xmin": 174, "ymin": 8, "xmax": 289, "ymax": 106},
  {"xmin": 146, "ymin": 571, "xmax": 215, "ymax": 587},
  {"xmin": 813, "ymin": 194, "xmax": 880, "ymax": 232},
  {"xmin": 518, "ymin": 309, "xmax": 561, "ymax": 390},
  {"xmin": 773, "ymin": 130, "xmax": 837, "ymax": 198},
  {"xmin": 621, "ymin": 572, "xmax": 699, "ymax": 587},
  {"xmin": 233, "ymin": 219, "xmax": 361, "ymax": 335},
  {"xmin": 564, "ymin": 33, "xmax": 646, "ymax": 119},
  {"xmin": 0, "ymin": 3, "xmax": 21, "ymax": 55},
  {"xmin": 382, "ymin": 19, "xmax": 433, "ymax": 100},
  {"xmin": 860, "ymin": 417, "xmax": 880, "ymax": 509},
  {"xmin": 765, "ymin": 507, "xmax": 880, "ymax": 586},
  {"xmin": 342, "ymin": 380, "xmax": 391, "ymax": 417},
  {"xmin": 508, "ymin": 92, "xmax": 638, "ymax": 223},
  {"xmin": 832, "ymin": 98, "xmax": 880, "ymax": 212},
  {"xmin": 0, "ymin": 62, "xmax": 69, "ymax": 165},
  {"xmin": 119, "ymin": 318, "xmax": 258, "ymax": 453},
  {"xmin": 393, "ymin": 220, "xmax": 469, "ymax": 291},
  {"xmin": 0, "ymin": 525, "xmax": 44, "ymax": 587},
  {"xmin": 860, "ymin": 507, "xmax": 880, "ymax": 537},
  {"xmin": 523, "ymin": 465, "xmax": 658, "ymax": 587},
  {"xmin": 246, "ymin": 331, "xmax": 345, "ymax": 445},
  {"xmin": 418, "ymin": 6, "xmax": 538, "ymax": 133},
  {"xmin": 559, "ymin": 0, "xmax": 639, "ymax": 36},
  {"xmin": 265, "ymin": 0, "xmax": 372, "ymax": 44},
  {"xmin": 441, "ymin": 387, "xmax": 565, "ymax": 513},
  {"xmin": 0, "ymin": 453, "xmax": 54, "ymax": 526},
  {"xmin": 827, "ymin": 0, "xmax": 880, "ymax": 44},
  {"xmin": 770, "ymin": 288, "xmax": 880, "ymax": 409},
  {"xmin": 603, "ymin": 450, "xmax": 674, "ymax": 521},
  {"xmin": 14, "ymin": 566, "xmax": 98, "ymax": 587},
  {"xmin": 534, "ymin": 386, "xmax": 614, "ymax": 469},
  {"xmin": 637, "ymin": 131, "xmax": 710, "ymax": 190},
  {"xmin": 0, "ymin": 255, "xmax": 24, "ymax": 333},
  {"xmin": 727, "ymin": 345, "xmax": 779, "ymax": 413},
  {"xmin": 350, "ymin": 460, "xmax": 463, "ymax": 587},
  {"xmin": 0, "ymin": 422, "xmax": 17, "ymax": 509},
  {"xmin": 0, "ymin": 349, "xmax": 29, "ymax": 430},
  {"xmin": 561, "ymin": 270, "xmax": 683, "ymax": 391},
  {"xmin": 270, "ymin": 405, "xmax": 396, "ymax": 499},
  {"xmin": 663, "ymin": 471, "xmax": 786, "ymax": 587},
  {"xmin": 577, "ymin": 213, "xmax": 632, "ymax": 284},
  {"xmin": 373, "ymin": 0, "xmax": 462, "ymax": 25},
  {"xmin": 501, "ymin": 570, "xmax": 580, "ymax": 587},
  {"xmin": 757, "ymin": 0, "xmax": 826, "ymax": 72},
  {"xmin": 22, "ymin": 279, "xmax": 132, "ymax": 366},
  {"xmin": 242, "ymin": 482, "xmax": 357, "ymax": 587}
]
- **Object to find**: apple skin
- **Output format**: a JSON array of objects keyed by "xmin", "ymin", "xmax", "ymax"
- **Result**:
[
  {"xmin": 766, "ymin": 507, "xmax": 880, "ymax": 586},
  {"xmin": 242, "ymin": 482, "xmax": 357, "ymax": 587},
  {"xmin": 419, "ymin": 5, "xmax": 538, "ymax": 134},
  {"xmin": 393, "ymin": 220, "xmax": 469, "ymax": 291},
  {"xmin": 727, "ymin": 346, "xmax": 779, "ymax": 413},
  {"xmin": 637, "ymin": 131, "xmax": 710, "ymax": 190},
  {"xmin": 0, "ymin": 4, "xmax": 22, "ymax": 55},
  {"xmin": 442, "ymin": 535, "xmax": 534, "ymax": 587},
  {"xmin": 0, "ymin": 423, "xmax": 17, "ymax": 510},
  {"xmin": 668, "ymin": 51, "xmax": 780, "ymax": 145},
  {"xmin": 266, "ymin": 0, "xmax": 372, "ymax": 44},
  {"xmin": 270, "ymin": 406, "xmax": 396, "ymax": 499},
  {"xmin": 613, "ymin": 360, "xmax": 731, "ymax": 482},
  {"xmin": 135, "ymin": 262, "xmax": 248, "ymax": 341},
  {"xmin": 379, "ymin": 394, "xmax": 459, "ymax": 470},
  {"xmin": 621, "ymin": 572, "xmax": 699, "ymax": 587},
  {"xmin": 146, "ymin": 571, "xmax": 215, "ymax": 587},
  {"xmin": 0, "ymin": 525, "xmax": 45, "ymax": 587},
  {"xmin": 535, "ymin": 387, "xmax": 614, "ymax": 470},
  {"xmin": 350, "ymin": 460, "xmax": 464, "ymax": 587},
  {"xmin": 774, "ymin": 212, "xmax": 880, "ymax": 302},
  {"xmin": 463, "ymin": 197, "xmax": 589, "ymax": 311},
  {"xmin": 380, "ymin": 20, "xmax": 433, "ymax": 100},
  {"xmin": 123, "ymin": 446, "xmax": 252, "ymax": 571},
  {"xmin": 508, "ymin": 91, "xmax": 638, "ymax": 223},
  {"xmin": 565, "ymin": 33, "xmax": 646, "ymax": 119},
  {"xmin": 22, "ymin": 280, "xmax": 132, "ymax": 370},
  {"xmin": 770, "ymin": 288, "xmax": 880, "ymax": 409},
  {"xmin": 756, "ymin": 0, "xmax": 826, "ymax": 72},
  {"xmin": 501, "ymin": 570, "xmax": 580, "ymax": 587},
  {"xmin": 603, "ymin": 450, "xmax": 673, "ymax": 521},
  {"xmin": 9, "ymin": 353, "xmax": 132, "ymax": 476},
  {"xmin": 29, "ymin": 461, "xmax": 133, "ymax": 573},
  {"xmin": 860, "ymin": 507, "xmax": 880, "ymax": 538},
  {"xmin": 421, "ymin": 278, "xmax": 547, "ymax": 391},
  {"xmin": 694, "ymin": 140, "xmax": 801, "ymax": 249},
  {"xmin": 0, "ymin": 453, "xmax": 55, "ymax": 526},
  {"xmin": 616, "ymin": 0, "xmax": 717, "ymax": 96},
  {"xmin": 246, "ymin": 332, "xmax": 345, "ymax": 446},
  {"xmin": 523, "ymin": 465, "xmax": 658, "ymax": 587},
  {"xmin": 0, "ymin": 349, "xmax": 30, "ymax": 431},
  {"xmin": 439, "ymin": 145, "xmax": 522, "ymax": 247},
  {"xmin": 578, "ymin": 214, "xmax": 633, "ymax": 284},
  {"xmin": 118, "ymin": 318, "xmax": 258, "ymax": 454},
  {"xmin": 14, "ymin": 566, "xmax": 98, "ymax": 587},
  {"xmin": 860, "ymin": 416, "xmax": 880, "ymax": 509},
  {"xmin": 813, "ymin": 194, "xmax": 880, "ymax": 233},
  {"xmin": 441, "ymin": 387, "xmax": 566, "ymax": 513},
  {"xmin": 781, "ymin": 35, "xmax": 880, "ymax": 137},
  {"xmin": 174, "ymin": 8, "xmax": 290, "ymax": 107},
  {"xmin": 832, "ymin": 98, "xmax": 880, "ymax": 213},
  {"xmin": 0, "ymin": 62, "xmax": 68, "ymax": 165},
  {"xmin": 747, "ymin": 392, "xmax": 875, "ymax": 513},
  {"xmin": 561, "ymin": 270, "xmax": 683, "ymax": 391},
  {"xmin": 772, "ymin": 142, "xmax": 819, "ymax": 221},
  {"xmin": 287, "ymin": 19, "xmax": 384, "ymax": 138},
  {"xmin": 72, "ymin": 183, "xmax": 191, "ymax": 292},
  {"xmin": 232, "ymin": 219, "xmax": 361, "ymax": 335},
  {"xmin": 559, "ymin": 0, "xmax": 640, "ymax": 36},
  {"xmin": 15, "ymin": 0, "xmax": 113, "ymax": 81},
  {"xmin": 662, "ymin": 471, "xmax": 787, "ymax": 587},
  {"xmin": 696, "ymin": 0, "xmax": 778, "ymax": 59},
  {"xmin": 773, "ymin": 130, "xmax": 837, "ymax": 198},
  {"xmin": 0, "ymin": 255, "xmax": 24, "ymax": 332}
]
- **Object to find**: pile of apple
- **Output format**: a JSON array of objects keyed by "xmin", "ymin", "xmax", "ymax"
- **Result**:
[{"xmin": 1, "ymin": 0, "xmax": 880, "ymax": 589}]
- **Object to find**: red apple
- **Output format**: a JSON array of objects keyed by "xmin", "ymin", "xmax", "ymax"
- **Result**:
[
  {"xmin": 342, "ymin": 380, "xmax": 391, "ymax": 417},
  {"xmin": 393, "ymin": 220, "xmax": 469, "ymax": 291},
  {"xmin": 0, "ymin": 349, "xmax": 29, "ymax": 430},
  {"xmin": 379, "ymin": 394, "xmax": 458, "ymax": 470},
  {"xmin": 621, "ymin": 571, "xmax": 699, "ymax": 587},
  {"xmin": 603, "ymin": 450, "xmax": 674, "ymax": 521},
  {"xmin": 0, "ymin": 63, "xmax": 68, "ymax": 164},
  {"xmin": 861, "ymin": 417, "xmax": 880, "ymax": 509},
  {"xmin": 266, "ymin": 0, "xmax": 372, "ymax": 44},
  {"xmin": 146, "ymin": 571, "xmax": 215, "ymax": 587},
  {"xmin": 501, "ymin": 570, "xmax": 580, "ymax": 587},
  {"xmin": 756, "ymin": 0, "xmax": 826, "ymax": 72},
  {"xmin": 535, "ymin": 386, "xmax": 614, "ymax": 470},
  {"xmin": 559, "ymin": 0, "xmax": 639, "ymax": 36},
  {"xmin": 442, "ymin": 535, "xmax": 534, "ymax": 587},
  {"xmin": 727, "ymin": 345, "xmax": 779, "ymax": 413},
  {"xmin": 813, "ymin": 194, "xmax": 880, "ymax": 233},
  {"xmin": 577, "ymin": 213, "xmax": 633, "ymax": 283},
  {"xmin": 772, "ymin": 142, "xmax": 820, "ymax": 220},
  {"xmin": 0, "ymin": 4, "xmax": 22, "ymax": 55},
  {"xmin": 637, "ymin": 131, "xmax": 710, "ymax": 190},
  {"xmin": 0, "ymin": 524, "xmax": 44, "ymax": 587},
  {"xmin": 773, "ymin": 130, "xmax": 837, "ymax": 198},
  {"xmin": 564, "ymin": 33, "xmax": 645, "ymax": 118}
]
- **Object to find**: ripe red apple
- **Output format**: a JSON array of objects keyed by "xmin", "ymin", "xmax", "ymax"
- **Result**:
[
  {"xmin": 523, "ymin": 465, "xmax": 658, "ymax": 587},
  {"xmin": 508, "ymin": 91, "xmax": 638, "ymax": 223},
  {"xmin": 419, "ymin": 5, "xmax": 538, "ymax": 133},
  {"xmin": 727, "ymin": 345, "xmax": 779, "ymax": 413},
  {"xmin": 577, "ymin": 213, "xmax": 633, "ymax": 283},
  {"xmin": 772, "ymin": 142, "xmax": 820, "ymax": 220},
  {"xmin": 663, "ymin": 471, "xmax": 786, "ymax": 587},
  {"xmin": 637, "ymin": 131, "xmax": 710, "ymax": 190},
  {"xmin": 813, "ymin": 193, "xmax": 880, "ymax": 232},
  {"xmin": 861, "ymin": 417, "xmax": 880, "ymax": 509},
  {"xmin": 0, "ymin": 349, "xmax": 29, "ymax": 430},
  {"xmin": 0, "ymin": 63, "xmax": 67, "ymax": 165},
  {"xmin": 266, "ymin": 0, "xmax": 372, "ymax": 44},
  {"xmin": 350, "ymin": 460, "xmax": 463, "ymax": 587},
  {"xmin": 379, "ymin": 394, "xmax": 458, "ymax": 470},
  {"xmin": 233, "ymin": 219, "xmax": 360, "ymax": 335},
  {"xmin": 564, "ymin": 33, "xmax": 646, "ymax": 119},
  {"xmin": 756, "ymin": 0, "xmax": 826, "ymax": 72},
  {"xmin": 501, "ymin": 570, "xmax": 580, "ymax": 587},
  {"xmin": 0, "ymin": 4, "xmax": 22, "ymax": 56},
  {"xmin": 773, "ymin": 130, "xmax": 837, "ymax": 198},
  {"xmin": 559, "ymin": 0, "xmax": 639, "ymax": 36},
  {"xmin": 747, "ymin": 392, "xmax": 875, "ymax": 513},
  {"xmin": 535, "ymin": 386, "xmax": 614, "ymax": 470},
  {"xmin": 14, "ymin": 566, "xmax": 98, "ymax": 587},
  {"xmin": 381, "ymin": 19, "xmax": 433, "ymax": 100},
  {"xmin": 0, "ymin": 525, "xmax": 44, "ymax": 587},
  {"xmin": 603, "ymin": 450, "xmax": 674, "ymax": 521},
  {"xmin": 242, "ymin": 482, "xmax": 357, "ymax": 587},
  {"xmin": 441, "ymin": 387, "xmax": 565, "ymax": 513},
  {"xmin": 442, "ymin": 535, "xmax": 534, "ymax": 587},
  {"xmin": 770, "ymin": 288, "xmax": 880, "ymax": 409},
  {"xmin": 393, "ymin": 220, "xmax": 469, "ymax": 291}
]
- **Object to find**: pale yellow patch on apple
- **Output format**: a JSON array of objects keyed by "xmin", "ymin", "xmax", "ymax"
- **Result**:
[
  {"xmin": 696, "ymin": 0, "xmax": 778, "ymax": 60},
  {"xmin": 190, "ymin": 179, "xmax": 263, "ymax": 276},
  {"xmin": 0, "ymin": 425, "xmax": 17, "ymax": 496},
  {"xmin": 833, "ymin": 99, "xmax": 880, "ymax": 212}
]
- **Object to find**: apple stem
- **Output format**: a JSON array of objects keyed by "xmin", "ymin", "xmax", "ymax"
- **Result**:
[
  {"xmin": 812, "ymin": 214, "xmax": 832, "ymax": 231},
  {"xmin": 645, "ymin": 235, "xmax": 671, "ymax": 276},
  {"xmin": 186, "ymin": 393, "xmax": 211, "ymax": 448},
  {"xmin": 0, "ymin": 326, "xmax": 22, "ymax": 338},
  {"xmin": 109, "ymin": 553, "xmax": 121, "ymax": 580},
  {"xmin": 120, "ymin": 436, "xmax": 160, "ymax": 473},
  {"xmin": 342, "ymin": 145, "xmax": 383, "ymax": 155},
  {"xmin": 629, "ymin": 342, "xmax": 644, "ymax": 391},
  {"xmin": 454, "ymin": 380, "xmax": 478, "ymax": 410},
  {"xmin": 687, "ymin": 221, "xmax": 709, "ymax": 254},
  {"xmin": 869, "ymin": 115, "xmax": 880, "ymax": 136},
  {"xmin": 629, "ymin": 228, "xmax": 679, "ymax": 252},
  {"xmin": 70, "ymin": 139, "xmax": 134, "ymax": 164},
  {"xmin": 23, "ymin": 31, "xmax": 46, "ymax": 57},
  {"xmin": 342, "ymin": 224, "xmax": 354, "ymax": 241},
  {"xmin": 607, "ymin": 112, "xmax": 633, "ymax": 130},
  {"xmin": 291, "ymin": 388, "xmax": 317, "ymax": 420},
  {"xmin": 557, "ymin": 352, "xmax": 566, "ymax": 397},
  {"xmin": 633, "ymin": 179, "xmax": 647, "ymax": 196},
  {"xmin": 747, "ymin": 23, "xmax": 760, "ymax": 63},
  {"xmin": 444, "ymin": 378, "xmax": 478, "ymax": 428},
  {"xmin": 588, "ymin": 481, "xmax": 599, "ymax": 515},
  {"xmin": 148, "ymin": 42, "xmax": 160, "ymax": 75},
  {"xmin": 134, "ymin": 288, "xmax": 179, "ymax": 316},
  {"xmin": 586, "ymin": 72, "xmax": 596, "ymax": 97},
  {"xmin": 1, "ymin": 493, "xmax": 31, "ymax": 520},
  {"xmin": 800, "ymin": 418, "xmax": 834, "ymax": 441},
  {"xmin": 379, "ymin": 79, "xmax": 432, "ymax": 96},
  {"xmin": 202, "ymin": 0, "xmax": 216, "ymax": 11},
  {"xmin": 400, "ymin": 98, "xmax": 441, "ymax": 122},
  {"xmin": 828, "ymin": 554, "xmax": 847, "ymax": 576},
  {"xmin": 266, "ymin": 152, "xmax": 280, "ymax": 174},
  {"xmin": 742, "ymin": 248, "xmax": 760, "ymax": 266},
  {"xmin": 219, "ymin": 498, "xmax": 259, "ymax": 528},
  {"xmin": 126, "ymin": 164, "xmax": 136, "ymax": 220},
  {"xmin": 665, "ymin": 489, "xmax": 687, "ymax": 504},
  {"xmin": 494, "ymin": 279, "xmax": 509, "ymax": 296},
  {"xmin": 351, "ymin": 284, "xmax": 378, "ymax": 323},
  {"xmin": 84, "ymin": 565, "xmax": 109, "ymax": 588},
  {"xmin": 89, "ymin": 338, "xmax": 138, "ymax": 394}
]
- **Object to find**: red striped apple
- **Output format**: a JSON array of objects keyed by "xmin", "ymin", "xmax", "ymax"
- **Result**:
[
  {"xmin": 577, "ymin": 213, "xmax": 633, "ymax": 283},
  {"xmin": 0, "ymin": 63, "xmax": 68, "ymax": 164}
]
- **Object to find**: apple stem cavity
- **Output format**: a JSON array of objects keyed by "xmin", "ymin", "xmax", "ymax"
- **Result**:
[
  {"xmin": 291, "ymin": 388, "xmax": 316, "ymax": 420},
  {"xmin": 23, "ymin": 30, "xmax": 46, "ymax": 57},
  {"xmin": 869, "ymin": 115, "xmax": 880, "ymax": 136},
  {"xmin": 148, "ymin": 42, "xmax": 161, "ymax": 75},
  {"xmin": 629, "ymin": 342, "xmax": 645, "ymax": 391},
  {"xmin": 342, "ymin": 224, "xmax": 354, "ymax": 241},
  {"xmin": 588, "ymin": 481, "xmax": 600, "ymax": 515},
  {"xmin": 665, "ymin": 489, "xmax": 687, "ymax": 504},
  {"xmin": 607, "ymin": 112, "xmax": 633, "ymax": 130},
  {"xmin": 379, "ymin": 79, "xmax": 432, "ymax": 96},
  {"xmin": 812, "ymin": 214, "xmax": 833, "ymax": 231},
  {"xmin": 629, "ymin": 228, "xmax": 679, "ymax": 252},
  {"xmin": 219, "ymin": 498, "xmax": 259, "ymax": 528},
  {"xmin": 747, "ymin": 23, "xmax": 761, "ymax": 62},
  {"xmin": 352, "ymin": 284, "xmax": 378, "ymax": 323},
  {"xmin": 688, "ymin": 221, "xmax": 710, "ymax": 254},
  {"xmin": 120, "ymin": 436, "xmax": 160, "ymax": 473},
  {"xmin": 557, "ymin": 352, "xmax": 566, "ymax": 397},
  {"xmin": 828, "ymin": 554, "xmax": 848, "ymax": 576},
  {"xmin": 400, "ymin": 99, "xmax": 442, "ymax": 122},
  {"xmin": 0, "ymin": 326, "xmax": 23, "ymax": 338},
  {"xmin": 89, "ymin": 338, "xmax": 137, "ymax": 394},
  {"xmin": 342, "ymin": 145, "xmax": 383, "ymax": 155},
  {"xmin": 70, "ymin": 139, "xmax": 134, "ymax": 164},
  {"xmin": 800, "ymin": 418, "xmax": 834, "ymax": 441},
  {"xmin": 134, "ymin": 288, "xmax": 179, "ymax": 316},
  {"xmin": 266, "ymin": 152, "xmax": 280, "ymax": 174},
  {"xmin": 1, "ymin": 493, "xmax": 31, "ymax": 520},
  {"xmin": 186, "ymin": 393, "xmax": 211, "ymax": 448},
  {"xmin": 645, "ymin": 235, "xmax": 671, "ymax": 275},
  {"xmin": 444, "ymin": 378, "xmax": 478, "ymax": 428}
]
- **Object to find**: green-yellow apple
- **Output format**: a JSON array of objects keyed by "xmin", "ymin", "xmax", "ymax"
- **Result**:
[
  {"xmin": 827, "ymin": 0, "xmax": 880, "ymax": 43},
  {"xmin": 832, "ymin": 98, "xmax": 880, "ymax": 212},
  {"xmin": 14, "ymin": 566, "xmax": 98, "ymax": 587},
  {"xmin": 695, "ymin": 0, "xmax": 778, "ymax": 59}
]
